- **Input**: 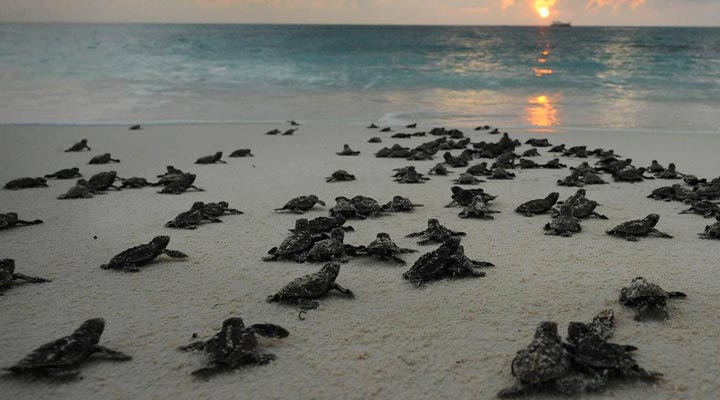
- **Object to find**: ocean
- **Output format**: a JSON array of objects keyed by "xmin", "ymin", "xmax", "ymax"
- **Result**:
[{"xmin": 0, "ymin": 24, "xmax": 718, "ymax": 132}]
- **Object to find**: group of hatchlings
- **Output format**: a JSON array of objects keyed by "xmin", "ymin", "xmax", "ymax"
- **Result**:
[{"xmin": 1, "ymin": 122, "xmax": 716, "ymax": 397}]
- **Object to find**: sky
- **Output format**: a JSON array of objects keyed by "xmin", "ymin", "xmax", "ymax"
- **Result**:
[{"xmin": 0, "ymin": 0, "xmax": 717, "ymax": 26}]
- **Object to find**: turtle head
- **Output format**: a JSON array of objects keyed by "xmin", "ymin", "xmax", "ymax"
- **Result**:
[
  {"xmin": 443, "ymin": 152, "xmax": 452, "ymax": 160},
  {"xmin": 294, "ymin": 218, "xmax": 309, "ymax": 231},
  {"xmin": 218, "ymin": 201, "xmax": 229, "ymax": 208},
  {"xmin": 376, "ymin": 232, "xmax": 391, "ymax": 240},
  {"xmin": 74, "ymin": 318, "xmax": 105, "ymax": 342},
  {"xmin": 644, "ymin": 214, "xmax": 660, "ymax": 227},
  {"xmin": 450, "ymin": 186, "xmax": 463, "ymax": 195},
  {"xmin": 5, "ymin": 212, "xmax": 18, "ymax": 220},
  {"xmin": 214, "ymin": 151, "xmax": 223, "ymax": 158},
  {"xmin": 566, "ymin": 322, "xmax": 592, "ymax": 344},
  {"xmin": 320, "ymin": 262, "xmax": 341, "ymax": 279},
  {"xmin": 442, "ymin": 236, "xmax": 462, "ymax": 250},
  {"xmin": 0, "ymin": 259, "xmax": 15, "ymax": 274},
  {"xmin": 547, "ymin": 192, "xmax": 560, "ymax": 203},
  {"xmin": 343, "ymin": 144, "xmax": 351, "ymax": 150},
  {"xmin": 668, "ymin": 162, "xmax": 676, "ymax": 170},
  {"xmin": 191, "ymin": 202, "xmax": 205, "ymax": 210},
  {"xmin": 308, "ymin": 195, "xmax": 319, "ymax": 202},
  {"xmin": 534, "ymin": 321, "xmax": 560, "ymax": 340},
  {"xmin": 80, "ymin": 139, "xmax": 88, "ymax": 144},
  {"xmin": 330, "ymin": 228, "xmax": 344, "ymax": 242},
  {"xmin": 71, "ymin": 167, "xmax": 80, "ymax": 172},
  {"xmin": 77, "ymin": 179, "xmax": 88, "ymax": 186},
  {"xmin": 427, "ymin": 218, "xmax": 440, "ymax": 228},
  {"xmin": 222, "ymin": 317, "xmax": 246, "ymax": 331},
  {"xmin": 576, "ymin": 188, "xmax": 586, "ymax": 196},
  {"xmin": 150, "ymin": 236, "xmax": 171, "ymax": 249},
  {"xmin": 393, "ymin": 196, "xmax": 403, "ymax": 202},
  {"xmin": 651, "ymin": 160, "xmax": 658, "ymax": 164},
  {"xmin": 637, "ymin": 167, "xmax": 647, "ymax": 174}
]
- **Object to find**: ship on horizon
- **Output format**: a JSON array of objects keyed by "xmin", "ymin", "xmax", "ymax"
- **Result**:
[{"xmin": 551, "ymin": 21, "xmax": 572, "ymax": 27}]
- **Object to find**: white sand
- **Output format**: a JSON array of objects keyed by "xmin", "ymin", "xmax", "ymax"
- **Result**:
[{"xmin": 0, "ymin": 123, "xmax": 719, "ymax": 400}]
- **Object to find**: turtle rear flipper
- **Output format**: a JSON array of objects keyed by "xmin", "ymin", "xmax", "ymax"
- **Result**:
[
  {"xmin": 298, "ymin": 299, "xmax": 320, "ymax": 310},
  {"xmin": 191, "ymin": 365, "xmax": 227, "ymax": 378},
  {"xmin": 12, "ymin": 273, "xmax": 50, "ymax": 284},
  {"xmin": 249, "ymin": 324, "xmax": 289, "ymax": 338},
  {"xmin": 179, "ymin": 341, "xmax": 207, "ymax": 351},
  {"xmin": 650, "ymin": 229, "xmax": 673, "ymax": 239},
  {"xmin": 163, "ymin": 249, "xmax": 188, "ymax": 258},
  {"xmin": 390, "ymin": 255, "xmax": 407, "ymax": 264},
  {"xmin": 554, "ymin": 372, "xmax": 608, "ymax": 395},
  {"xmin": 92, "ymin": 345, "xmax": 132, "ymax": 361},
  {"xmin": 17, "ymin": 219, "xmax": 43, "ymax": 225},
  {"xmin": 668, "ymin": 291, "xmax": 687, "ymax": 298},
  {"xmin": 332, "ymin": 283, "xmax": 354, "ymax": 298},
  {"xmin": 634, "ymin": 304, "xmax": 670, "ymax": 321},
  {"xmin": 497, "ymin": 383, "xmax": 533, "ymax": 398}
]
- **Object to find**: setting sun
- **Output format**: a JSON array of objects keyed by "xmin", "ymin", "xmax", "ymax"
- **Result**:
[
  {"xmin": 538, "ymin": 7, "xmax": 550, "ymax": 18},
  {"xmin": 534, "ymin": 0, "xmax": 556, "ymax": 19}
]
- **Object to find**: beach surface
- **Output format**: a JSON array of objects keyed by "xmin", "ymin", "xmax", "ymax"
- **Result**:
[{"xmin": 0, "ymin": 123, "xmax": 719, "ymax": 400}]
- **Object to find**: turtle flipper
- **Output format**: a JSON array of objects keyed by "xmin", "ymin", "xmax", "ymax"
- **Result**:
[
  {"xmin": 12, "ymin": 273, "xmax": 50, "ymax": 284},
  {"xmin": 390, "ymin": 255, "xmax": 407, "ymax": 264},
  {"xmin": 249, "ymin": 324, "xmax": 289, "ymax": 338},
  {"xmin": 668, "ymin": 291, "xmax": 687, "ymax": 298},
  {"xmin": 497, "ymin": 383, "xmax": 532, "ymax": 398},
  {"xmin": 190, "ymin": 185, "xmax": 204, "ymax": 192},
  {"xmin": 191, "ymin": 365, "xmax": 227, "ymax": 378},
  {"xmin": 332, "ymin": 283, "xmax": 355, "ymax": 298},
  {"xmin": 650, "ymin": 229, "xmax": 673, "ymax": 239},
  {"xmin": 92, "ymin": 346, "xmax": 132, "ymax": 361},
  {"xmin": 179, "ymin": 341, "xmax": 206, "ymax": 352},
  {"xmin": 163, "ymin": 249, "xmax": 188, "ymax": 258}
]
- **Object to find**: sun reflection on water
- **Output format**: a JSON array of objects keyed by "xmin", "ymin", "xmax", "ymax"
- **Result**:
[{"xmin": 526, "ymin": 94, "xmax": 560, "ymax": 129}]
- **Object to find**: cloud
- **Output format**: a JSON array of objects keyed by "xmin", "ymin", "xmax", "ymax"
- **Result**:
[
  {"xmin": 501, "ymin": 0, "xmax": 515, "ymax": 11},
  {"xmin": 586, "ymin": 0, "xmax": 647, "ymax": 10}
]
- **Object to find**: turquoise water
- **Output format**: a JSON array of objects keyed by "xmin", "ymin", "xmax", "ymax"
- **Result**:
[{"xmin": 0, "ymin": 24, "xmax": 718, "ymax": 131}]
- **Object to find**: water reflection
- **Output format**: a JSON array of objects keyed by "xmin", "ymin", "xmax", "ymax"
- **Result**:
[{"xmin": 526, "ymin": 94, "xmax": 560, "ymax": 128}]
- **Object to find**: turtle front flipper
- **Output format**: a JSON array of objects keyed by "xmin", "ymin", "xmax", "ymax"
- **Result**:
[
  {"xmin": 497, "ymin": 383, "xmax": 533, "ymax": 398},
  {"xmin": 298, "ymin": 299, "xmax": 320, "ymax": 310},
  {"xmin": 227, "ymin": 208, "xmax": 243, "ymax": 215},
  {"xmin": 179, "ymin": 341, "xmax": 206, "ymax": 352},
  {"xmin": 592, "ymin": 212, "xmax": 609, "ymax": 220},
  {"xmin": 17, "ymin": 219, "xmax": 43, "ymax": 225},
  {"xmin": 668, "ymin": 291, "xmax": 687, "ymax": 298},
  {"xmin": 390, "ymin": 255, "xmax": 407, "ymax": 264},
  {"xmin": 249, "ymin": 324, "xmax": 289, "ymax": 338},
  {"xmin": 92, "ymin": 345, "xmax": 132, "ymax": 361},
  {"xmin": 12, "ymin": 273, "xmax": 50, "ymax": 284},
  {"xmin": 649, "ymin": 229, "xmax": 673, "ymax": 238},
  {"xmin": 163, "ymin": 249, "xmax": 188, "ymax": 258},
  {"xmin": 331, "ymin": 283, "xmax": 355, "ymax": 298},
  {"xmin": 634, "ymin": 304, "xmax": 670, "ymax": 321},
  {"xmin": 191, "ymin": 365, "xmax": 227, "ymax": 378},
  {"xmin": 553, "ymin": 372, "xmax": 608, "ymax": 395},
  {"xmin": 190, "ymin": 185, "xmax": 204, "ymax": 192}
]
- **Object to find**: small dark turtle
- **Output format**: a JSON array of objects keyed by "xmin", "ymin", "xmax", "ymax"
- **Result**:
[
  {"xmin": 88, "ymin": 153, "xmax": 120, "ymax": 164},
  {"xmin": 290, "ymin": 215, "xmax": 353, "ymax": 234},
  {"xmin": 65, "ymin": 139, "xmax": 91, "ymax": 152},
  {"xmin": 563, "ymin": 146, "xmax": 588, "ymax": 158},
  {"xmin": 582, "ymin": 171, "xmax": 607, "ymax": 185},
  {"xmin": 100, "ymin": 236, "xmax": 187, "ymax": 272},
  {"xmin": 443, "ymin": 152, "xmax": 468, "ymax": 168},
  {"xmin": 394, "ymin": 167, "xmax": 429, "ymax": 184},
  {"xmin": 120, "ymin": 177, "xmax": 155, "ymax": 188},
  {"xmin": 0, "ymin": 259, "xmax": 50, "ymax": 294},
  {"xmin": 618, "ymin": 277, "xmax": 687, "ymax": 321},
  {"xmin": 263, "ymin": 220, "xmax": 318, "ymax": 262},
  {"xmin": 522, "ymin": 148, "xmax": 540, "ymax": 157},
  {"xmin": 489, "ymin": 128, "xmax": 500, "ymax": 134},
  {"xmin": 289, "ymin": 120, "xmax": 300, "ymax": 126},
  {"xmin": 647, "ymin": 185, "xmax": 682, "ymax": 202},
  {"xmin": 519, "ymin": 158, "xmax": 541, "ymax": 169},
  {"xmin": 380, "ymin": 127, "xmax": 392, "ymax": 132},
  {"xmin": 179, "ymin": 317, "xmax": 288, "ymax": 378},
  {"xmin": 406, "ymin": 219, "xmax": 466, "ymax": 245},
  {"xmin": 6, "ymin": 318, "xmax": 131, "ymax": 379},
  {"xmin": 406, "ymin": 150, "xmax": 433, "ymax": 161},
  {"xmin": 367, "ymin": 123, "xmax": 379, "ymax": 129},
  {"xmin": 542, "ymin": 158, "xmax": 567, "ymax": 169},
  {"xmin": 160, "ymin": 173, "xmax": 204, "ymax": 194},
  {"xmin": 392, "ymin": 133, "xmax": 412, "ymax": 139},
  {"xmin": 229, "ymin": 149, "xmax": 253, "ymax": 157},
  {"xmin": 275, "ymin": 195, "xmax": 326, "ymax": 214},
  {"xmin": 606, "ymin": 214, "xmax": 672, "ymax": 241},
  {"xmin": 360, "ymin": 232, "xmax": 417, "ymax": 264},
  {"xmin": 487, "ymin": 168, "xmax": 515, "ymax": 180},
  {"xmin": 57, "ymin": 180, "xmax": 94, "ymax": 199},
  {"xmin": 680, "ymin": 200, "xmax": 720, "ymax": 218},
  {"xmin": 406, "ymin": 123, "xmax": 417, "ymax": 128},
  {"xmin": 613, "ymin": 167, "xmax": 653, "ymax": 182},
  {"xmin": 525, "ymin": 138, "xmax": 551, "ymax": 147},
  {"xmin": 446, "ymin": 186, "xmax": 496, "ymax": 207},
  {"xmin": 129, "ymin": 124, "xmax": 142, "ymax": 130},
  {"xmin": 45, "ymin": 167, "xmax": 82, "ymax": 180},
  {"xmin": 683, "ymin": 175, "xmax": 705, "ymax": 186},
  {"xmin": 368, "ymin": 137, "xmax": 382, "ymax": 143},
  {"xmin": 87, "ymin": 171, "xmax": 122, "ymax": 191},
  {"xmin": 475, "ymin": 125, "xmax": 491, "ymax": 131},
  {"xmin": 326, "ymin": 170, "xmax": 356, "ymax": 183},
  {"xmin": 466, "ymin": 162, "xmax": 489, "ymax": 176},
  {"xmin": 383, "ymin": 195, "xmax": 424, "ymax": 212},
  {"xmin": 267, "ymin": 262, "xmax": 354, "ymax": 309},
  {"xmin": 646, "ymin": 160, "xmax": 665, "ymax": 173},
  {"xmin": 282, "ymin": 128, "xmax": 297, "ymax": 135},
  {"xmin": 301, "ymin": 228, "xmax": 349, "ymax": 263},
  {"xmin": 265, "ymin": 129, "xmax": 280, "ymax": 135},
  {"xmin": 329, "ymin": 196, "xmax": 360, "ymax": 220},
  {"xmin": 699, "ymin": 217, "xmax": 720, "ymax": 239},
  {"xmin": 493, "ymin": 152, "xmax": 517, "ymax": 169},
  {"xmin": 350, "ymin": 195, "xmax": 385, "ymax": 218},
  {"xmin": 429, "ymin": 163, "xmax": 452, "ymax": 175},
  {"xmin": 554, "ymin": 189, "xmax": 607, "ymax": 219},
  {"xmin": 549, "ymin": 144, "xmax": 566, "ymax": 153},
  {"xmin": 655, "ymin": 163, "xmax": 681, "ymax": 179},
  {"xmin": 453, "ymin": 173, "xmax": 484, "ymax": 185},
  {"xmin": 196, "ymin": 151, "xmax": 226, "ymax": 164},
  {"xmin": 166, "ymin": 202, "xmax": 221, "ymax": 230},
  {"xmin": 458, "ymin": 197, "xmax": 499, "ymax": 219},
  {"xmin": 4, "ymin": 177, "xmax": 48, "ymax": 190},
  {"xmin": 402, "ymin": 237, "xmax": 492, "ymax": 284},
  {"xmin": 337, "ymin": 144, "xmax": 360, "ymax": 156},
  {"xmin": 544, "ymin": 204, "xmax": 582, "ymax": 237},
  {"xmin": 203, "ymin": 201, "xmax": 243, "ymax": 217},
  {"xmin": 156, "ymin": 166, "xmax": 185, "ymax": 185},
  {"xmin": 516, "ymin": 192, "xmax": 560, "ymax": 217},
  {"xmin": 0, "ymin": 212, "xmax": 43, "ymax": 230},
  {"xmin": 557, "ymin": 173, "xmax": 585, "ymax": 187}
]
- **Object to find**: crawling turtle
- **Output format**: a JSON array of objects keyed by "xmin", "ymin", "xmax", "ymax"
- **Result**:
[
  {"xmin": 544, "ymin": 204, "xmax": 582, "ymax": 237},
  {"xmin": 57, "ymin": 180, "xmax": 94, "ymax": 199},
  {"xmin": 466, "ymin": 162, "xmax": 489, "ymax": 176},
  {"xmin": 289, "ymin": 120, "xmax": 299, "ymax": 126},
  {"xmin": 0, "ymin": 259, "xmax": 50, "ymax": 294},
  {"xmin": 6, "ymin": 318, "xmax": 131, "ymax": 379},
  {"xmin": 383, "ymin": 196, "xmax": 423, "ymax": 212},
  {"xmin": 87, "ymin": 171, "xmax": 122, "ymax": 191},
  {"xmin": 618, "ymin": 277, "xmax": 687, "ymax": 321},
  {"xmin": 516, "ymin": 192, "xmax": 560, "ymax": 217},
  {"xmin": 350, "ymin": 195, "xmax": 385, "ymax": 218},
  {"xmin": 45, "ymin": 167, "xmax": 82, "ymax": 180},
  {"xmin": 613, "ymin": 167, "xmax": 653, "ymax": 183},
  {"xmin": 326, "ymin": 170, "xmax": 356, "ymax": 182},
  {"xmin": 265, "ymin": 129, "xmax": 280, "ymax": 135},
  {"xmin": 453, "ymin": 173, "xmax": 484, "ymax": 185},
  {"xmin": 443, "ymin": 152, "xmax": 468, "ymax": 168},
  {"xmin": 282, "ymin": 128, "xmax": 297, "ymax": 136},
  {"xmin": 606, "ymin": 214, "xmax": 672, "ymax": 241},
  {"xmin": 275, "ymin": 195, "xmax": 326, "ymax": 214},
  {"xmin": 368, "ymin": 137, "xmax": 382, "ymax": 143},
  {"xmin": 655, "ymin": 163, "xmax": 681, "ymax": 179},
  {"xmin": 291, "ymin": 215, "xmax": 353, "ymax": 234},
  {"xmin": 156, "ymin": 166, "xmax": 186, "ymax": 186},
  {"xmin": 229, "ymin": 149, "xmax": 253, "ymax": 157},
  {"xmin": 542, "ymin": 158, "xmax": 567, "ymax": 169},
  {"xmin": 522, "ymin": 148, "xmax": 540, "ymax": 157},
  {"xmin": 264, "ymin": 220, "xmax": 318, "ymax": 262},
  {"xmin": 525, "ymin": 138, "xmax": 551, "ymax": 147},
  {"xmin": 394, "ymin": 167, "xmax": 429, "ymax": 184},
  {"xmin": 266, "ymin": 262, "xmax": 354, "ymax": 309},
  {"xmin": 100, "ymin": 236, "xmax": 187, "ymax": 272},
  {"xmin": 646, "ymin": 160, "xmax": 665, "ymax": 173},
  {"xmin": 120, "ymin": 177, "xmax": 156, "ymax": 188},
  {"xmin": 446, "ymin": 186, "xmax": 496, "ymax": 207},
  {"xmin": 493, "ymin": 152, "xmax": 517, "ymax": 169},
  {"xmin": 549, "ymin": 144, "xmax": 566, "ymax": 153},
  {"xmin": 563, "ymin": 146, "xmax": 588, "ymax": 158},
  {"xmin": 649, "ymin": 184, "xmax": 697, "ymax": 203},
  {"xmin": 554, "ymin": 189, "xmax": 607, "ymax": 219},
  {"xmin": 487, "ymin": 168, "xmax": 515, "ymax": 180},
  {"xmin": 166, "ymin": 202, "xmax": 221, "ymax": 230},
  {"xmin": 699, "ymin": 217, "xmax": 720, "ymax": 239},
  {"xmin": 65, "ymin": 139, "xmax": 91, "ymax": 152},
  {"xmin": 196, "ymin": 152, "xmax": 226, "ymax": 164},
  {"xmin": 429, "ymin": 163, "xmax": 452, "ymax": 175},
  {"xmin": 519, "ymin": 158, "xmax": 541, "ymax": 169},
  {"xmin": 680, "ymin": 200, "xmax": 720, "ymax": 218},
  {"xmin": 179, "ymin": 317, "xmax": 288, "ymax": 377},
  {"xmin": 407, "ymin": 219, "xmax": 466, "ymax": 245},
  {"xmin": 329, "ymin": 196, "xmax": 360, "ymax": 220},
  {"xmin": 4, "ymin": 177, "xmax": 48, "ymax": 190},
  {"xmin": 88, "ymin": 153, "xmax": 120, "ymax": 164},
  {"xmin": 337, "ymin": 144, "xmax": 360, "ymax": 156},
  {"xmin": 380, "ymin": 127, "xmax": 392, "ymax": 132},
  {"xmin": 301, "ymin": 228, "xmax": 350, "ymax": 263},
  {"xmin": 359, "ymin": 233, "xmax": 417, "ymax": 264},
  {"xmin": 0, "ymin": 212, "xmax": 43, "ymax": 230},
  {"xmin": 202, "ymin": 202, "xmax": 243, "ymax": 217},
  {"xmin": 159, "ymin": 173, "xmax": 204, "ymax": 194},
  {"xmin": 459, "ymin": 197, "xmax": 500, "ymax": 219},
  {"xmin": 557, "ymin": 173, "xmax": 585, "ymax": 187},
  {"xmin": 402, "ymin": 237, "xmax": 492, "ymax": 284},
  {"xmin": 582, "ymin": 171, "xmax": 607, "ymax": 185},
  {"xmin": 129, "ymin": 124, "xmax": 142, "ymax": 130}
]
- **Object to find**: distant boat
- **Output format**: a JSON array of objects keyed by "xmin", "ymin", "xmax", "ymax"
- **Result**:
[{"xmin": 551, "ymin": 21, "xmax": 572, "ymax": 27}]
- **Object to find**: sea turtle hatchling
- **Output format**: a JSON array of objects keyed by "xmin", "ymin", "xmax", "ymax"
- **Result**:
[
  {"xmin": 383, "ymin": 196, "xmax": 424, "ymax": 212},
  {"xmin": 166, "ymin": 202, "xmax": 222, "ymax": 230},
  {"xmin": 428, "ymin": 163, "xmax": 452, "ymax": 175},
  {"xmin": 336, "ymin": 144, "xmax": 360, "ymax": 156},
  {"xmin": 179, "ymin": 317, "xmax": 288, "ymax": 378},
  {"xmin": 196, "ymin": 152, "xmax": 227, "ymax": 164},
  {"xmin": 655, "ymin": 163, "xmax": 681, "ymax": 179},
  {"xmin": 45, "ymin": 167, "xmax": 82, "ymax": 180},
  {"xmin": 87, "ymin": 171, "xmax": 122, "ymax": 191},
  {"xmin": 487, "ymin": 168, "xmax": 515, "ymax": 180},
  {"xmin": 446, "ymin": 186, "xmax": 496, "ymax": 207},
  {"xmin": 618, "ymin": 277, "xmax": 687, "ymax": 321},
  {"xmin": 544, "ymin": 204, "xmax": 582, "ymax": 237},
  {"xmin": 275, "ymin": 195, "xmax": 326, "ymax": 214},
  {"xmin": 57, "ymin": 180, "xmax": 95, "ymax": 199},
  {"xmin": 542, "ymin": 158, "xmax": 567, "ymax": 169},
  {"xmin": 394, "ymin": 167, "xmax": 429, "ymax": 184},
  {"xmin": 290, "ymin": 215, "xmax": 354, "ymax": 234},
  {"xmin": 229, "ymin": 149, "xmax": 253, "ymax": 157},
  {"xmin": 156, "ymin": 166, "xmax": 186, "ymax": 186},
  {"xmin": 326, "ymin": 170, "xmax": 356, "ymax": 182},
  {"xmin": 407, "ymin": 219, "xmax": 466, "ymax": 245},
  {"xmin": 301, "ymin": 228, "xmax": 350, "ymax": 263},
  {"xmin": 453, "ymin": 173, "xmax": 484, "ymax": 185},
  {"xmin": 522, "ymin": 148, "xmax": 540, "ymax": 157},
  {"xmin": 263, "ymin": 220, "xmax": 319, "ymax": 262},
  {"xmin": 553, "ymin": 189, "xmax": 608, "ymax": 219},
  {"xmin": 699, "ymin": 217, "xmax": 720, "ymax": 239},
  {"xmin": 0, "ymin": 212, "xmax": 43, "ymax": 230},
  {"xmin": 202, "ymin": 202, "xmax": 243, "ymax": 217},
  {"xmin": 266, "ymin": 262, "xmax": 354, "ymax": 309},
  {"xmin": 359, "ymin": 233, "xmax": 417, "ymax": 264},
  {"xmin": 0, "ymin": 259, "xmax": 50, "ymax": 294},
  {"xmin": 100, "ymin": 236, "xmax": 188, "ymax": 272},
  {"xmin": 88, "ymin": 153, "xmax": 120, "ymax": 164},
  {"xmin": 4, "ymin": 177, "xmax": 48, "ymax": 190},
  {"xmin": 646, "ymin": 160, "xmax": 665, "ymax": 173},
  {"xmin": 350, "ymin": 195, "xmax": 385, "ymax": 218},
  {"xmin": 458, "ymin": 197, "xmax": 500, "ymax": 219},
  {"xmin": 402, "ymin": 237, "xmax": 492, "ymax": 284},
  {"xmin": 119, "ymin": 177, "xmax": 156, "ymax": 189},
  {"xmin": 159, "ymin": 173, "xmax": 204, "ymax": 194},
  {"xmin": 606, "ymin": 214, "xmax": 672, "ymax": 241},
  {"xmin": 516, "ymin": 192, "xmax": 560, "ymax": 217},
  {"xmin": 6, "ymin": 318, "xmax": 131, "ymax": 380},
  {"xmin": 65, "ymin": 139, "xmax": 91, "ymax": 152},
  {"xmin": 679, "ymin": 200, "xmax": 720, "ymax": 218}
]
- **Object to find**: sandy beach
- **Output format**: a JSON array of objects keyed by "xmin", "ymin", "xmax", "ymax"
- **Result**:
[{"xmin": 1, "ymin": 122, "xmax": 719, "ymax": 400}]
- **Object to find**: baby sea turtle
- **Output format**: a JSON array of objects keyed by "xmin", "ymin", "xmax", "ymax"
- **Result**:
[
  {"xmin": 359, "ymin": 232, "xmax": 417, "ymax": 264},
  {"xmin": 487, "ymin": 168, "xmax": 515, "ymax": 180},
  {"xmin": 159, "ymin": 173, "xmax": 204, "ymax": 194},
  {"xmin": 156, "ymin": 166, "xmax": 185, "ymax": 185},
  {"xmin": 613, "ymin": 167, "xmax": 653, "ymax": 183},
  {"xmin": 519, "ymin": 158, "xmax": 541, "ymax": 169},
  {"xmin": 466, "ymin": 162, "xmax": 489, "ymax": 176},
  {"xmin": 647, "ymin": 160, "xmax": 665, "ymax": 173},
  {"xmin": 522, "ymin": 148, "xmax": 540, "ymax": 157},
  {"xmin": 336, "ymin": 144, "xmax": 360, "ymax": 156},
  {"xmin": 698, "ymin": 217, "xmax": 720, "ymax": 239},
  {"xmin": 655, "ymin": 163, "xmax": 681, "ymax": 179},
  {"xmin": 4, "ymin": 177, "xmax": 48, "ymax": 190},
  {"xmin": 680, "ymin": 200, "xmax": 720, "ymax": 218},
  {"xmin": 129, "ymin": 124, "xmax": 142, "ymax": 130},
  {"xmin": 100, "ymin": 236, "xmax": 187, "ymax": 272},
  {"xmin": 265, "ymin": 129, "xmax": 280, "ymax": 135},
  {"xmin": 275, "ymin": 195, "xmax": 326, "ymax": 214},
  {"xmin": 516, "ymin": 192, "xmax": 560, "ymax": 217},
  {"xmin": 557, "ymin": 173, "xmax": 585, "ymax": 187},
  {"xmin": 6, "ymin": 318, "xmax": 131, "ymax": 380},
  {"xmin": 368, "ymin": 137, "xmax": 382, "ymax": 143},
  {"xmin": 326, "ymin": 170, "xmax": 356, "ymax": 182},
  {"xmin": 329, "ymin": 196, "xmax": 360, "ymax": 220},
  {"xmin": 564, "ymin": 146, "xmax": 588, "ymax": 158},
  {"xmin": 453, "ymin": 173, "xmax": 484, "ymax": 185},
  {"xmin": 266, "ymin": 262, "xmax": 354, "ymax": 309},
  {"xmin": 392, "ymin": 133, "xmax": 412, "ymax": 139},
  {"xmin": 179, "ymin": 317, "xmax": 288, "ymax": 378},
  {"xmin": 301, "ymin": 228, "xmax": 349, "ymax": 263},
  {"xmin": 57, "ymin": 180, "xmax": 94, "ymax": 199},
  {"xmin": 203, "ymin": 201, "xmax": 243, "ymax": 217},
  {"xmin": 383, "ymin": 195, "xmax": 424, "ymax": 212},
  {"xmin": 350, "ymin": 195, "xmax": 385, "ymax": 218},
  {"xmin": 606, "ymin": 214, "xmax": 672, "ymax": 241},
  {"xmin": 45, "ymin": 167, "xmax": 81, "ymax": 180},
  {"xmin": 525, "ymin": 138, "xmax": 551, "ymax": 147},
  {"xmin": 542, "ymin": 158, "xmax": 567, "ymax": 169},
  {"xmin": 291, "ymin": 215, "xmax": 353, "ymax": 234},
  {"xmin": 0, "ymin": 212, "xmax": 43, "ymax": 230},
  {"xmin": 0, "ymin": 259, "xmax": 50, "ymax": 294},
  {"xmin": 549, "ymin": 144, "xmax": 566, "ymax": 153},
  {"xmin": 119, "ymin": 177, "xmax": 155, "ymax": 189},
  {"xmin": 618, "ymin": 277, "xmax": 687, "ymax": 321},
  {"xmin": 196, "ymin": 152, "xmax": 226, "ymax": 164},
  {"xmin": 380, "ymin": 127, "xmax": 392, "ymax": 132},
  {"xmin": 282, "ymin": 128, "xmax": 297, "ymax": 135},
  {"xmin": 443, "ymin": 152, "xmax": 468, "ymax": 168},
  {"xmin": 446, "ymin": 186, "xmax": 496, "ymax": 207},
  {"xmin": 554, "ymin": 189, "xmax": 608, "ymax": 219},
  {"xmin": 429, "ymin": 163, "xmax": 452, "ymax": 175},
  {"xmin": 65, "ymin": 139, "xmax": 91, "ymax": 152},
  {"xmin": 402, "ymin": 237, "xmax": 492, "ymax": 284},
  {"xmin": 263, "ymin": 220, "xmax": 318, "ymax": 262},
  {"xmin": 166, "ymin": 202, "xmax": 222, "ymax": 230},
  {"xmin": 88, "ymin": 153, "xmax": 120, "ymax": 164},
  {"xmin": 87, "ymin": 171, "xmax": 122, "ymax": 191},
  {"xmin": 544, "ymin": 204, "xmax": 582, "ymax": 237},
  {"xmin": 229, "ymin": 149, "xmax": 253, "ymax": 157},
  {"xmin": 407, "ymin": 219, "xmax": 466, "ymax": 245},
  {"xmin": 394, "ymin": 167, "xmax": 429, "ymax": 184},
  {"xmin": 459, "ymin": 197, "xmax": 500, "ymax": 219}
]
